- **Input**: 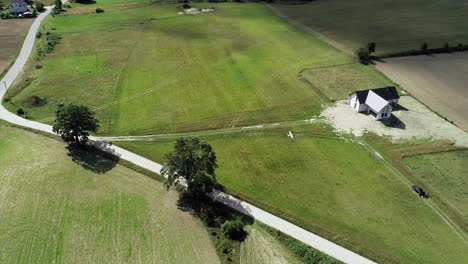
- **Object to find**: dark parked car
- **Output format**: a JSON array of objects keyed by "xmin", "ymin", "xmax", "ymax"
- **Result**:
[{"xmin": 412, "ymin": 185, "xmax": 429, "ymax": 198}]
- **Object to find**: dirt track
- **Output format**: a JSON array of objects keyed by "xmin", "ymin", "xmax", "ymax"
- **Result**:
[{"xmin": 376, "ymin": 52, "xmax": 468, "ymax": 132}]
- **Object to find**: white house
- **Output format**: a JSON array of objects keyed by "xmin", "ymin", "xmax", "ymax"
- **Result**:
[
  {"xmin": 9, "ymin": 0, "xmax": 28, "ymax": 14},
  {"xmin": 348, "ymin": 86, "xmax": 399, "ymax": 120}
]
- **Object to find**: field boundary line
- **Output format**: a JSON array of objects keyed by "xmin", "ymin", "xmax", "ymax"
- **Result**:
[
  {"xmin": 99, "ymin": 118, "xmax": 326, "ymax": 141},
  {"xmin": 266, "ymin": 4, "xmax": 352, "ymax": 55},
  {"xmin": 357, "ymin": 140, "xmax": 468, "ymax": 243},
  {"xmin": 0, "ymin": 3, "xmax": 377, "ymax": 264}
]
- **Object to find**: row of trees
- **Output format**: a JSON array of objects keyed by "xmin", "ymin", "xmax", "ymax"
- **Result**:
[{"xmin": 357, "ymin": 41, "xmax": 468, "ymax": 64}]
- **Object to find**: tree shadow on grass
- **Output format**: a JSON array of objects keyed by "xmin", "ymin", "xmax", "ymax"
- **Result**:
[{"xmin": 66, "ymin": 143, "xmax": 119, "ymax": 174}]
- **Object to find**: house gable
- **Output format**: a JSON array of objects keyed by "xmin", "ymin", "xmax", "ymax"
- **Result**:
[{"xmin": 365, "ymin": 90, "xmax": 389, "ymax": 113}]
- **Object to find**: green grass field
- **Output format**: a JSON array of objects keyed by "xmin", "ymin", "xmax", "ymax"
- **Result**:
[
  {"xmin": 273, "ymin": 0, "xmax": 468, "ymax": 55},
  {"xmin": 0, "ymin": 122, "xmax": 220, "ymax": 263},
  {"xmin": 403, "ymin": 150, "xmax": 468, "ymax": 219},
  {"xmin": 116, "ymin": 124, "xmax": 468, "ymax": 263},
  {"xmin": 301, "ymin": 63, "xmax": 393, "ymax": 100},
  {"xmin": 8, "ymin": 0, "xmax": 352, "ymax": 135}
]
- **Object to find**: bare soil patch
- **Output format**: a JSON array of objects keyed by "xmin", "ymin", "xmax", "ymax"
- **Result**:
[
  {"xmin": 0, "ymin": 19, "xmax": 33, "ymax": 76},
  {"xmin": 376, "ymin": 52, "xmax": 468, "ymax": 132},
  {"xmin": 321, "ymin": 96, "xmax": 468, "ymax": 147}
]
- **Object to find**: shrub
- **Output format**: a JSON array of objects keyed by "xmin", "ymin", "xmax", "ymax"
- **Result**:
[
  {"xmin": 367, "ymin": 42, "xmax": 376, "ymax": 53},
  {"xmin": 45, "ymin": 32, "xmax": 61, "ymax": 53},
  {"xmin": 1, "ymin": 10, "xmax": 13, "ymax": 19},
  {"xmin": 35, "ymin": 64, "xmax": 43, "ymax": 69},
  {"xmin": 36, "ymin": 31, "xmax": 42, "ymax": 39},
  {"xmin": 221, "ymin": 219, "xmax": 244, "ymax": 240},
  {"xmin": 36, "ymin": 1, "xmax": 45, "ymax": 12},
  {"xmin": 182, "ymin": 3, "xmax": 191, "ymax": 8},
  {"xmin": 16, "ymin": 108, "xmax": 25, "ymax": 115},
  {"xmin": 27, "ymin": 95, "xmax": 47, "ymax": 107},
  {"xmin": 421, "ymin": 42, "xmax": 428, "ymax": 52},
  {"xmin": 444, "ymin": 42, "xmax": 450, "ymax": 51},
  {"xmin": 95, "ymin": 8, "xmax": 104, "ymax": 13},
  {"xmin": 216, "ymin": 238, "xmax": 230, "ymax": 254},
  {"xmin": 356, "ymin": 47, "xmax": 371, "ymax": 65},
  {"xmin": 289, "ymin": 241, "xmax": 339, "ymax": 264},
  {"xmin": 3, "ymin": 97, "xmax": 10, "ymax": 103}
]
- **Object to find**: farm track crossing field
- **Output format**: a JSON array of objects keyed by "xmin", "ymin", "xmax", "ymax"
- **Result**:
[
  {"xmin": 116, "ymin": 124, "xmax": 468, "ymax": 264},
  {"xmin": 272, "ymin": 0, "xmax": 468, "ymax": 55},
  {"xmin": 0, "ymin": 122, "xmax": 220, "ymax": 263},
  {"xmin": 403, "ymin": 150, "xmax": 468, "ymax": 220},
  {"xmin": 0, "ymin": 18, "xmax": 33, "ymax": 77},
  {"xmin": 376, "ymin": 52, "xmax": 468, "ymax": 132},
  {"xmin": 8, "ymin": 1, "xmax": 351, "ymax": 135}
]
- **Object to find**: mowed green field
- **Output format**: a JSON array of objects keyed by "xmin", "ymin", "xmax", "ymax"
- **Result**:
[
  {"xmin": 9, "ymin": 0, "xmax": 351, "ymax": 135},
  {"xmin": 301, "ymin": 63, "xmax": 393, "ymax": 101},
  {"xmin": 116, "ymin": 124, "xmax": 468, "ymax": 263},
  {"xmin": 272, "ymin": 0, "xmax": 468, "ymax": 55},
  {"xmin": 403, "ymin": 150, "xmax": 468, "ymax": 219},
  {"xmin": 0, "ymin": 123, "xmax": 220, "ymax": 263}
]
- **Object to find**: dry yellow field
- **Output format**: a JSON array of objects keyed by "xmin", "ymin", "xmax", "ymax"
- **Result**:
[{"xmin": 0, "ymin": 18, "xmax": 33, "ymax": 76}]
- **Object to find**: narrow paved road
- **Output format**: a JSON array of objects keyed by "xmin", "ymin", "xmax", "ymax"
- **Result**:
[{"xmin": 0, "ymin": 7, "xmax": 376, "ymax": 264}]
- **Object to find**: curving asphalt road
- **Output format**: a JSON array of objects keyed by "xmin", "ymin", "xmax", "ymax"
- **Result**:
[{"xmin": 0, "ymin": 6, "xmax": 376, "ymax": 264}]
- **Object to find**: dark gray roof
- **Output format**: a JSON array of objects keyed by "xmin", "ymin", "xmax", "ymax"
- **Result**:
[
  {"xmin": 372, "ymin": 86, "xmax": 399, "ymax": 101},
  {"xmin": 354, "ymin": 86, "xmax": 399, "ymax": 103},
  {"xmin": 355, "ymin": 90, "xmax": 369, "ymax": 103}
]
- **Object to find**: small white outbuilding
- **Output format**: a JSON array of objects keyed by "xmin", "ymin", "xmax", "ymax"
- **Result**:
[{"xmin": 348, "ymin": 86, "xmax": 399, "ymax": 120}]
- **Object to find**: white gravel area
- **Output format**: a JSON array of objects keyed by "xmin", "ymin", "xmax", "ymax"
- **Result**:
[{"xmin": 321, "ymin": 96, "xmax": 468, "ymax": 147}]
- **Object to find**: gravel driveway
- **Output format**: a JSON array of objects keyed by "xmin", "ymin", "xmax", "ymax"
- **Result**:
[{"xmin": 321, "ymin": 96, "xmax": 468, "ymax": 147}]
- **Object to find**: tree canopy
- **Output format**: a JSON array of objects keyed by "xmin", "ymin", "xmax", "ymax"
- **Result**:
[
  {"xmin": 52, "ymin": 103, "xmax": 99, "ymax": 144},
  {"xmin": 53, "ymin": 0, "xmax": 62, "ymax": 14},
  {"xmin": 162, "ymin": 137, "xmax": 218, "ymax": 197},
  {"xmin": 367, "ymin": 42, "xmax": 376, "ymax": 53},
  {"xmin": 356, "ymin": 48, "xmax": 371, "ymax": 65}
]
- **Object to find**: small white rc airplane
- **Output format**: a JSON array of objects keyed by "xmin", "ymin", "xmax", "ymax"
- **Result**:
[{"xmin": 287, "ymin": 131, "xmax": 294, "ymax": 139}]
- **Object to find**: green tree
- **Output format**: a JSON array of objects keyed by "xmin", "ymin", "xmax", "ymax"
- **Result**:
[
  {"xmin": 162, "ymin": 137, "xmax": 217, "ymax": 198},
  {"xmin": 421, "ymin": 42, "xmax": 428, "ymax": 52},
  {"xmin": 356, "ymin": 47, "xmax": 371, "ymax": 65},
  {"xmin": 53, "ymin": 0, "xmax": 62, "ymax": 14},
  {"xmin": 52, "ymin": 103, "xmax": 99, "ymax": 144},
  {"xmin": 367, "ymin": 42, "xmax": 376, "ymax": 54},
  {"xmin": 35, "ymin": 1, "xmax": 45, "ymax": 12},
  {"xmin": 221, "ymin": 219, "xmax": 245, "ymax": 240}
]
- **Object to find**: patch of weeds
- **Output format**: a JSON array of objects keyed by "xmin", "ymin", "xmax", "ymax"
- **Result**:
[
  {"xmin": 177, "ymin": 192, "xmax": 253, "ymax": 263},
  {"xmin": 37, "ymin": 30, "xmax": 61, "ymax": 57},
  {"xmin": 26, "ymin": 95, "xmax": 47, "ymax": 107},
  {"xmin": 260, "ymin": 223, "xmax": 342, "ymax": 264}
]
